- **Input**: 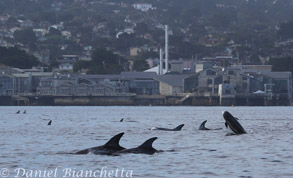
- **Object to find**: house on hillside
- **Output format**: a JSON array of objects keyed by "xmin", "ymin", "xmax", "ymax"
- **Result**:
[
  {"xmin": 57, "ymin": 55, "xmax": 79, "ymax": 71},
  {"xmin": 133, "ymin": 3, "xmax": 154, "ymax": 12}
]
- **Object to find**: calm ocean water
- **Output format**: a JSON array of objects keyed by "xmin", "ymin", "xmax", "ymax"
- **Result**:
[{"xmin": 1, "ymin": 106, "xmax": 293, "ymax": 178}]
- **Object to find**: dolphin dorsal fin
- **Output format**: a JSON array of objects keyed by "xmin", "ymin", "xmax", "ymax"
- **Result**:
[
  {"xmin": 199, "ymin": 120, "xmax": 207, "ymax": 129},
  {"xmin": 104, "ymin": 132, "xmax": 124, "ymax": 147},
  {"xmin": 138, "ymin": 137, "xmax": 157, "ymax": 150},
  {"xmin": 173, "ymin": 124, "xmax": 184, "ymax": 131}
]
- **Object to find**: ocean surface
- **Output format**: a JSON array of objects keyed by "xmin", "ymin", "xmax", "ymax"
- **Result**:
[{"xmin": 0, "ymin": 106, "xmax": 293, "ymax": 178}]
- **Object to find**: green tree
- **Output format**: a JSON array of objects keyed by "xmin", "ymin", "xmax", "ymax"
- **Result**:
[
  {"xmin": 249, "ymin": 54, "xmax": 261, "ymax": 65},
  {"xmin": 48, "ymin": 60, "xmax": 59, "ymax": 71},
  {"xmin": 73, "ymin": 60, "xmax": 91, "ymax": 73},
  {"xmin": 6, "ymin": 17, "xmax": 18, "ymax": 26},
  {"xmin": 134, "ymin": 22, "xmax": 149, "ymax": 34},
  {"xmin": 278, "ymin": 21, "xmax": 293, "ymax": 39},
  {"xmin": 47, "ymin": 27, "xmax": 62, "ymax": 37},
  {"xmin": 209, "ymin": 9, "xmax": 238, "ymax": 28},
  {"xmin": 133, "ymin": 59, "xmax": 149, "ymax": 71},
  {"xmin": 180, "ymin": 7, "xmax": 200, "ymax": 25},
  {"xmin": 39, "ymin": 11, "xmax": 57, "ymax": 24},
  {"xmin": 0, "ymin": 47, "xmax": 39, "ymax": 68},
  {"xmin": 63, "ymin": 42, "xmax": 83, "ymax": 55},
  {"xmin": 73, "ymin": 48, "xmax": 126, "ymax": 74},
  {"xmin": 134, "ymin": 51, "xmax": 158, "ymax": 61},
  {"xmin": 47, "ymin": 45, "xmax": 62, "ymax": 62},
  {"xmin": 45, "ymin": 35, "xmax": 63, "ymax": 45},
  {"xmin": 92, "ymin": 48, "xmax": 118, "ymax": 66},
  {"xmin": 13, "ymin": 28, "xmax": 37, "ymax": 45},
  {"xmin": 268, "ymin": 57, "xmax": 293, "ymax": 74}
]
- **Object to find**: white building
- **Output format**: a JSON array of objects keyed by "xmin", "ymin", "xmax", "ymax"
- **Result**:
[
  {"xmin": 133, "ymin": 3, "xmax": 153, "ymax": 12},
  {"xmin": 59, "ymin": 63, "xmax": 73, "ymax": 71}
]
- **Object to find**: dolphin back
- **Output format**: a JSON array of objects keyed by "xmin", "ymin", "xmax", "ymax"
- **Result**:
[
  {"xmin": 113, "ymin": 137, "xmax": 158, "ymax": 155},
  {"xmin": 199, "ymin": 120, "xmax": 210, "ymax": 130},
  {"xmin": 104, "ymin": 132, "xmax": 125, "ymax": 148},
  {"xmin": 138, "ymin": 137, "xmax": 158, "ymax": 150},
  {"xmin": 75, "ymin": 132, "xmax": 125, "ymax": 155},
  {"xmin": 48, "ymin": 120, "xmax": 52, "ymax": 125},
  {"xmin": 173, "ymin": 124, "xmax": 184, "ymax": 131}
]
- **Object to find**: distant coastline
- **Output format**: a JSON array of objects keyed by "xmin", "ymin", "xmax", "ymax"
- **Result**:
[{"xmin": 0, "ymin": 94, "xmax": 290, "ymax": 106}]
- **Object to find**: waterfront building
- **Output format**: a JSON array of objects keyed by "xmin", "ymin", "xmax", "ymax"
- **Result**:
[{"xmin": 0, "ymin": 73, "xmax": 14, "ymax": 95}]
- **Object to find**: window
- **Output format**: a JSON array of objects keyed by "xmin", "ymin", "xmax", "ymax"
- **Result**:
[
  {"xmin": 206, "ymin": 70, "xmax": 216, "ymax": 76},
  {"xmin": 207, "ymin": 79, "xmax": 213, "ymax": 85},
  {"xmin": 273, "ymin": 80, "xmax": 288, "ymax": 93},
  {"xmin": 0, "ymin": 83, "xmax": 3, "ymax": 88},
  {"xmin": 228, "ymin": 71, "xmax": 235, "ymax": 75}
]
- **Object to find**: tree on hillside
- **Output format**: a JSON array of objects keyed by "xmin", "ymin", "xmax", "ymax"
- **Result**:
[
  {"xmin": 134, "ymin": 51, "xmax": 158, "ymax": 61},
  {"xmin": 134, "ymin": 22, "xmax": 149, "ymax": 34},
  {"xmin": 73, "ymin": 60, "xmax": 91, "ymax": 73},
  {"xmin": 6, "ymin": 17, "xmax": 18, "ymax": 26},
  {"xmin": 47, "ymin": 27, "xmax": 62, "ymax": 37},
  {"xmin": 0, "ymin": 47, "xmax": 39, "ymax": 68},
  {"xmin": 180, "ymin": 7, "xmax": 200, "ymax": 25},
  {"xmin": 278, "ymin": 21, "xmax": 293, "ymax": 39},
  {"xmin": 268, "ymin": 57, "xmax": 293, "ymax": 74},
  {"xmin": 249, "ymin": 54, "xmax": 261, "ymax": 65},
  {"xmin": 13, "ymin": 28, "xmax": 37, "ymax": 45},
  {"xmin": 133, "ymin": 59, "xmax": 149, "ymax": 71},
  {"xmin": 92, "ymin": 48, "xmax": 118, "ymax": 66},
  {"xmin": 73, "ymin": 48, "xmax": 126, "ymax": 74},
  {"xmin": 209, "ymin": 9, "xmax": 238, "ymax": 28},
  {"xmin": 39, "ymin": 11, "xmax": 57, "ymax": 24}
]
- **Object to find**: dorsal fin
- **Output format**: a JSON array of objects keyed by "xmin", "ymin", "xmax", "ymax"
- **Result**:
[
  {"xmin": 104, "ymin": 132, "xmax": 124, "ymax": 147},
  {"xmin": 199, "ymin": 120, "xmax": 207, "ymax": 129},
  {"xmin": 138, "ymin": 137, "xmax": 157, "ymax": 150},
  {"xmin": 173, "ymin": 124, "xmax": 184, "ymax": 131}
]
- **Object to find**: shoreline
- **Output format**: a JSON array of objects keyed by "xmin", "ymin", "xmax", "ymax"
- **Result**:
[{"xmin": 0, "ymin": 95, "xmax": 290, "ymax": 106}]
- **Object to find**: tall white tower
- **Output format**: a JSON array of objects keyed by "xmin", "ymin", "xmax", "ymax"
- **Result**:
[
  {"xmin": 159, "ymin": 48, "xmax": 163, "ymax": 75},
  {"xmin": 165, "ymin": 25, "xmax": 169, "ymax": 73}
]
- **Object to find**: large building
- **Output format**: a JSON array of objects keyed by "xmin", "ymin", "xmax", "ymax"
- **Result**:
[
  {"xmin": 0, "ymin": 65, "xmax": 292, "ymax": 105},
  {"xmin": 0, "ymin": 73, "xmax": 14, "ymax": 95}
]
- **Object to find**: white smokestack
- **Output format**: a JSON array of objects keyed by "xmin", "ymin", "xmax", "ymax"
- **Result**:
[
  {"xmin": 159, "ymin": 48, "xmax": 163, "ymax": 75},
  {"xmin": 165, "ymin": 25, "xmax": 169, "ymax": 73}
]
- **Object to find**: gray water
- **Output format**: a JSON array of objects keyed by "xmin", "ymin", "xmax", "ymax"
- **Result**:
[{"xmin": 0, "ymin": 106, "xmax": 293, "ymax": 178}]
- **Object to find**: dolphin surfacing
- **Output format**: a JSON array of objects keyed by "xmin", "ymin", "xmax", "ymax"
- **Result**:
[
  {"xmin": 114, "ymin": 137, "xmax": 158, "ymax": 155},
  {"xmin": 222, "ymin": 111, "xmax": 246, "ymax": 135},
  {"xmin": 75, "ymin": 132, "xmax": 125, "ymax": 155},
  {"xmin": 199, "ymin": 120, "xmax": 210, "ymax": 130},
  {"xmin": 151, "ymin": 124, "xmax": 184, "ymax": 131},
  {"xmin": 47, "ymin": 120, "xmax": 52, "ymax": 125}
]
